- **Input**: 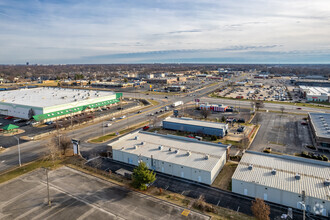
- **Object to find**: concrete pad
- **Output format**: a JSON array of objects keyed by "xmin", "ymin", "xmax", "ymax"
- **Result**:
[{"xmin": 0, "ymin": 167, "xmax": 210, "ymax": 220}]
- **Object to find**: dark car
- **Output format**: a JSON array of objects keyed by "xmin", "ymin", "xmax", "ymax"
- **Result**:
[
  {"xmin": 237, "ymin": 126, "xmax": 245, "ymax": 132},
  {"xmin": 117, "ymin": 107, "xmax": 123, "ymax": 110},
  {"xmin": 237, "ymin": 118, "xmax": 245, "ymax": 123},
  {"xmin": 296, "ymin": 107, "xmax": 302, "ymax": 110}
]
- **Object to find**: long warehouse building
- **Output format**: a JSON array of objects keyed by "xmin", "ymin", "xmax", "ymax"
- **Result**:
[
  {"xmin": 162, "ymin": 117, "xmax": 228, "ymax": 137},
  {"xmin": 109, "ymin": 131, "xmax": 230, "ymax": 185},
  {"xmin": 308, "ymin": 112, "xmax": 330, "ymax": 150},
  {"xmin": 232, "ymin": 151, "xmax": 330, "ymax": 217},
  {"xmin": 0, "ymin": 87, "xmax": 122, "ymax": 120}
]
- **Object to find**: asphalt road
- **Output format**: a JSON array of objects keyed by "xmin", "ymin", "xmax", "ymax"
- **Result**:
[{"xmin": 0, "ymin": 166, "xmax": 209, "ymax": 220}]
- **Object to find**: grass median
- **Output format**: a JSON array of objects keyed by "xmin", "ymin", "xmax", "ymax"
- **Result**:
[{"xmin": 0, "ymin": 158, "xmax": 63, "ymax": 184}]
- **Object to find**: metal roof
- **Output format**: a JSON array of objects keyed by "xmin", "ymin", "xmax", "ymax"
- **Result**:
[
  {"xmin": 232, "ymin": 151, "xmax": 330, "ymax": 201},
  {"xmin": 163, "ymin": 117, "xmax": 228, "ymax": 130},
  {"xmin": 110, "ymin": 131, "xmax": 229, "ymax": 172},
  {"xmin": 0, "ymin": 87, "xmax": 117, "ymax": 108},
  {"xmin": 309, "ymin": 113, "xmax": 330, "ymax": 139}
]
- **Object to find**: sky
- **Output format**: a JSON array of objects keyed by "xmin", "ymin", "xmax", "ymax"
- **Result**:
[{"xmin": 0, "ymin": 0, "xmax": 330, "ymax": 64}]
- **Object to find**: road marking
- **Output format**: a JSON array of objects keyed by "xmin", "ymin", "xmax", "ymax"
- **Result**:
[{"xmin": 181, "ymin": 209, "xmax": 190, "ymax": 216}]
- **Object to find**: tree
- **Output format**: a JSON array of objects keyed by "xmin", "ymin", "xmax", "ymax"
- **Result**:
[
  {"xmin": 54, "ymin": 134, "xmax": 72, "ymax": 155},
  {"xmin": 200, "ymin": 108, "xmax": 211, "ymax": 119},
  {"xmin": 255, "ymin": 101, "xmax": 264, "ymax": 111},
  {"xmin": 123, "ymin": 78, "xmax": 128, "ymax": 83},
  {"xmin": 280, "ymin": 106, "xmax": 285, "ymax": 114},
  {"xmin": 28, "ymin": 108, "xmax": 35, "ymax": 120},
  {"xmin": 221, "ymin": 115, "xmax": 226, "ymax": 122},
  {"xmin": 46, "ymin": 137, "xmax": 61, "ymax": 167},
  {"xmin": 132, "ymin": 162, "xmax": 156, "ymax": 191},
  {"xmin": 251, "ymin": 198, "xmax": 270, "ymax": 220}
]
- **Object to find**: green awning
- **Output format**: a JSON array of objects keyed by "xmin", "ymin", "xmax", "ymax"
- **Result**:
[
  {"xmin": 2, "ymin": 124, "xmax": 19, "ymax": 131},
  {"xmin": 33, "ymin": 98, "xmax": 120, "ymax": 121}
]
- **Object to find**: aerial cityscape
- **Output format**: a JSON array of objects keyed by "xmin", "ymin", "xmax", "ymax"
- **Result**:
[{"xmin": 0, "ymin": 1, "xmax": 329, "ymax": 220}]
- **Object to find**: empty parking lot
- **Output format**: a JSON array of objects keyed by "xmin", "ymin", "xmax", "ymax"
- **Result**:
[
  {"xmin": 250, "ymin": 112, "xmax": 313, "ymax": 154},
  {"xmin": 0, "ymin": 166, "xmax": 209, "ymax": 220}
]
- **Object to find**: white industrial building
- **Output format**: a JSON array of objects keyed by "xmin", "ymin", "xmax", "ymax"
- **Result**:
[
  {"xmin": 232, "ymin": 151, "xmax": 330, "ymax": 217},
  {"xmin": 0, "ymin": 87, "xmax": 121, "ymax": 120},
  {"xmin": 299, "ymin": 86, "xmax": 330, "ymax": 102},
  {"xmin": 109, "ymin": 131, "xmax": 230, "ymax": 185}
]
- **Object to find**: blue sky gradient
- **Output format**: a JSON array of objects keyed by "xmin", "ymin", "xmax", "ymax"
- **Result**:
[{"xmin": 0, "ymin": 0, "xmax": 330, "ymax": 64}]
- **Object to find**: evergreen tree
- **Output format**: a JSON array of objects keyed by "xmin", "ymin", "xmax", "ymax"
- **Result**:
[{"xmin": 132, "ymin": 162, "xmax": 156, "ymax": 190}]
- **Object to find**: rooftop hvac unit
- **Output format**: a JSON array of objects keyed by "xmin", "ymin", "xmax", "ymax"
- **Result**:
[
  {"xmin": 204, "ymin": 154, "xmax": 209, "ymax": 160},
  {"xmin": 248, "ymin": 164, "xmax": 253, "ymax": 170},
  {"xmin": 186, "ymin": 151, "xmax": 191, "ymax": 156},
  {"xmin": 295, "ymin": 173, "xmax": 301, "ymax": 180},
  {"xmin": 324, "ymin": 179, "xmax": 330, "ymax": 186},
  {"xmin": 271, "ymin": 169, "xmax": 277, "ymax": 175},
  {"xmin": 158, "ymin": 145, "xmax": 163, "ymax": 150},
  {"xmin": 135, "ymin": 136, "xmax": 138, "ymax": 140}
]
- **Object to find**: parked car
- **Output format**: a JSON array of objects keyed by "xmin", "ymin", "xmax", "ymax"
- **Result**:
[
  {"xmin": 137, "ymin": 110, "xmax": 142, "ymax": 114},
  {"xmin": 237, "ymin": 118, "xmax": 245, "ymax": 123},
  {"xmin": 13, "ymin": 119, "xmax": 22, "ymax": 123},
  {"xmin": 120, "ymin": 115, "xmax": 126, "ymax": 119},
  {"xmin": 195, "ymin": 136, "xmax": 203, "ymax": 141},
  {"xmin": 45, "ymin": 121, "xmax": 53, "ymax": 125},
  {"xmin": 117, "ymin": 107, "xmax": 123, "ymax": 110},
  {"xmin": 143, "ymin": 126, "xmax": 150, "ymax": 131},
  {"xmin": 296, "ymin": 107, "xmax": 302, "ymax": 110},
  {"xmin": 105, "ymin": 123, "xmax": 112, "ymax": 127},
  {"xmin": 0, "ymin": 123, "xmax": 2, "ymax": 126},
  {"xmin": 301, "ymin": 121, "xmax": 308, "ymax": 125},
  {"xmin": 110, "ymin": 117, "xmax": 116, "ymax": 121},
  {"xmin": 237, "ymin": 126, "xmax": 245, "ymax": 132},
  {"xmin": 4, "ymin": 116, "xmax": 14, "ymax": 120}
]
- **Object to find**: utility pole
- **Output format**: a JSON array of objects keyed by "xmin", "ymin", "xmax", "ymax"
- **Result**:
[
  {"xmin": 45, "ymin": 168, "xmax": 51, "ymax": 207},
  {"xmin": 13, "ymin": 136, "xmax": 21, "ymax": 167},
  {"xmin": 302, "ymin": 190, "xmax": 306, "ymax": 220}
]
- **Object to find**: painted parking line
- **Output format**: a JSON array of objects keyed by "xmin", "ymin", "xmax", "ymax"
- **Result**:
[{"xmin": 181, "ymin": 209, "xmax": 190, "ymax": 216}]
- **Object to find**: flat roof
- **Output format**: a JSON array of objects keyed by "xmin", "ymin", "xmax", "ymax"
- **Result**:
[
  {"xmin": 163, "ymin": 117, "xmax": 228, "ymax": 130},
  {"xmin": 299, "ymin": 86, "xmax": 330, "ymax": 96},
  {"xmin": 0, "ymin": 87, "xmax": 116, "ymax": 108},
  {"xmin": 110, "ymin": 131, "xmax": 228, "ymax": 172},
  {"xmin": 232, "ymin": 151, "xmax": 330, "ymax": 201},
  {"xmin": 309, "ymin": 113, "xmax": 330, "ymax": 139}
]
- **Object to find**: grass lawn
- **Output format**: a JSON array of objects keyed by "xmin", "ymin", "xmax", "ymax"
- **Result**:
[
  {"xmin": 148, "ymin": 99, "xmax": 160, "ymax": 106},
  {"xmin": 211, "ymin": 162, "xmax": 238, "ymax": 191},
  {"xmin": 0, "ymin": 158, "xmax": 63, "ymax": 184}
]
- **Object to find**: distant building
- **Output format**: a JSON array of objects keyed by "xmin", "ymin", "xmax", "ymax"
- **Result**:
[
  {"xmin": 163, "ymin": 117, "xmax": 228, "ymax": 137},
  {"xmin": 146, "ymin": 78, "xmax": 178, "ymax": 84},
  {"xmin": 294, "ymin": 79, "xmax": 330, "ymax": 87},
  {"xmin": 166, "ymin": 85, "xmax": 186, "ymax": 92},
  {"xmin": 232, "ymin": 151, "xmax": 330, "ymax": 217},
  {"xmin": 299, "ymin": 86, "xmax": 330, "ymax": 102},
  {"xmin": 308, "ymin": 113, "xmax": 330, "ymax": 150},
  {"xmin": 109, "ymin": 131, "xmax": 230, "ymax": 185},
  {"xmin": 0, "ymin": 87, "xmax": 121, "ymax": 120}
]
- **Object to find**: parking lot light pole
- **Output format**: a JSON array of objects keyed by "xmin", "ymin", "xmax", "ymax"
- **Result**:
[{"xmin": 13, "ymin": 136, "xmax": 21, "ymax": 167}]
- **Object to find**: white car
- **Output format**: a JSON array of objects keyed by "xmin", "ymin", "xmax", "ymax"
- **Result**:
[
  {"xmin": 110, "ymin": 117, "xmax": 116, "ymax": 121},
  {"xmin": 0, "ymin": 123, "xmax": 2, "ymax": 126},
  {"xmin": 120, "ymin": 115, "xmax": 126, "ymax": 119},
  {"xmin": 105, "ymin": 123, "xmax": 112, "ymax": 127}
]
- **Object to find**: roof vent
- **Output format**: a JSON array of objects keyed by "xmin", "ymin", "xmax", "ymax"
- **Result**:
[
  {"xmin": 204, "ymin": 154, "xmax": 209, "ymax": 160},
  {"xmin": 295, "ymin": 173, "xmax": 301, "ymax": 180},
  {"xmin": 169, "ymin": 148, "xmax": 172, "ymax": 151},
  {"xmin": 121, "ymin": 147, "xmax": 124, "ymax": 150},
  {"xmin": 135, "ymin": 136, "xmax": 139, "ymax": 140},
  {"xmin": 248, "ymin": 164, "xmax": 253, "ymax": 170},
  {"xmin": 133, "ymin": 145, "xmax": 138, "ymax": 149},
  {"xmin": 158, "ymin": 145, "xmax": 163, "ymax": 150},
  {"xmin": 186, "ymin": 151, "xmax": 191, "ymax": 156},
  {"xmin": 271, "ymin": 169, "xmax": 277, "ymax": 175},
  {"xmin": 325, "ymin": 179, "xmax": 330, "ymax": 186},
  {"xmin": 174, "ymin": 149, "xmax": 179, "ymax": 154},
  {"xmin": 141, "ymin": 141, "xmax": 145, "ymax": 145}
]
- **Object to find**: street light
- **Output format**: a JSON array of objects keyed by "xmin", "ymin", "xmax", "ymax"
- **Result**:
[{"xmin": 13, "ymin": 136, "xmax": 21, "ymax": 167}]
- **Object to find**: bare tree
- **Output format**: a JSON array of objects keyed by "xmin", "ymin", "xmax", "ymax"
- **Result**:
[
  {"xmin": 200, "ymin": 109, "xmax": 211, "ymax": 119},
  {"xmin": 46, "ymin": 137, "xmax": 61, "ymax": 167},
  {"xmin": 54, "ymin": 134, "xmax": 72, "ymax": 155},
  {"xmin": 280, "ymin": 106, "xmax": 285, "ymax": 114},
  {"xmin": 251, "ymin": 198, "xmax": 270, "ymax": 220}
]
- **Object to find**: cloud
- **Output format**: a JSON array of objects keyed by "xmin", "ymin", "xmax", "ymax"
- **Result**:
[{"xmin": 0, "ymin": 0, "xmax": 330, "ymax": 64}]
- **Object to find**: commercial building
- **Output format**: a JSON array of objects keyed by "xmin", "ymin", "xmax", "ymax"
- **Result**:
[
  {"xmin": 162, "ymin": 117, "xmax": 228, "ymax": 137},
  {"xmin": 308, "ymin": 113, "xmax": 330, "ymax": 150},
  {"xmin": 110, "ymin": 131, "xmax": 230, "ymax": 185},
  {"xmin": 0, "ymin": 87, "xmax": 122, "ymax": 120},
  {"xmin": 293, "ymin": 79, "xmax": 330, "ymax": 87},
  {"xmin": 146, "ymin": 78, "xmax": 178, "ymax": 84},
  {"xmin": 199, "ymin": 103, "xmax": 228, "ymax": 112},
  {"xmin": 299, "ymin": 86, "xmax": 330, "ymax": 102},
  {"xmin": 232, "ymin": 151, "xmax": 330, "ymax": 217},
  {"xmin": 166, "ymin": 85, "xmax": 186, "ymax": 92}
]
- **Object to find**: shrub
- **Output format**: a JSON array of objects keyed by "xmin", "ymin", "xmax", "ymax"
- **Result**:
[{"xmin": 211, "ymin": 135, "xmax": 217, "ymax": 141}]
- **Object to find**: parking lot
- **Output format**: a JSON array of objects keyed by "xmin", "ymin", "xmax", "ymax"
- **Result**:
[
  {"xmin": 0, "ymin": 166, "xmax": 209, "ymax": 220},
  {"xmin": 250, "ymin": 112, "xmax": 313, "ymax": 155},
  {"xmin": 0, "ymin": 101, "xmax": 138, "ymax": 148}
]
